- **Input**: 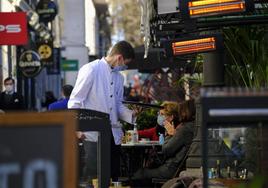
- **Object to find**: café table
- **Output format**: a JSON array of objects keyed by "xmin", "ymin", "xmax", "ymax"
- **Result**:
[
  {"xmin": 121, "ymin": 141, "xmax": 162, "ymax": 180},
  {"xmin": 122, "ymin": 140, "xmax": 160, "ymax": 147}
]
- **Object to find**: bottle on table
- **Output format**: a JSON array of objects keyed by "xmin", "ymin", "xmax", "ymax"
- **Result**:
[
  {"xmin": 234, "ymin": 160, "xmax": 239, "ymax": 178},
  {"xmin": 132, "ymin": 125, "xmax": 139, "ymax": 143},
  {"xmin": 159, "ymin": 133, "xmax": 164, "ymax": 145},
  {"xmin": 227, "ymin": 166, "xmax": 231, "ymax": 178},
  {"xmin": 216, "ymin": 159, "xmax": 222, "ymax": 178}
]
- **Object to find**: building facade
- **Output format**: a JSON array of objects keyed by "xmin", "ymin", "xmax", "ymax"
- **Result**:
[{"xmin": 0, "ymin": 0, "xmax": 111, "ymax": 111}]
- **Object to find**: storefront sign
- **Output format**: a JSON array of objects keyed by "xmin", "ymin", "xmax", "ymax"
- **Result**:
[
  {"xmin": 36, "ymin": 0, "xmax": 58, "ymax": 23},
  {"xmin": 37, "ymin": 40, "xmax": 53, "ymax": 66},
  {"xmin": 0, "ymin": 12, "xmax": 28, "ymax": 45},
  {"xmin": 61, "ymin": 59, "xmax": 78, "ymax": 71},
  {"xmin": 19, "ymin": 50, "xmax": 43, "ymax": 78}
]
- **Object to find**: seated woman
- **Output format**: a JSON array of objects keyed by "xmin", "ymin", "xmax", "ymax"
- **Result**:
[
  {"xmin": 138, "ymin": 101, "xmax": 178, "ymax": 141},
  {"xmin": 132, "ymin": 100, "xmax": 196, "ymax": 181}
]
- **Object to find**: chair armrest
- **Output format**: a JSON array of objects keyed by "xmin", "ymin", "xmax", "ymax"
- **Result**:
[{"xmin": 152, "ymin": 177, "xmax": 168, "ymax": 184}]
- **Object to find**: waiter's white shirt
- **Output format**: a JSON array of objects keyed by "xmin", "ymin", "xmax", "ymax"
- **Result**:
[{"xmin": 68, "ymin": 58, "xmax": 133, "ymax": 145}]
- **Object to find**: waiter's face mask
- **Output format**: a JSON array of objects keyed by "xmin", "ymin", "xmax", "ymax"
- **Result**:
[
  {"xmin": 113, "ymin": 65, "xmax": 128, "ymax": 72},
  {"xmin": 113, "ymin": 56, "xmax": 130, "ymax": 71}
]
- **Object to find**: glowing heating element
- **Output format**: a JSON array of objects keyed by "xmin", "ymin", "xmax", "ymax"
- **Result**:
[
  {"xmin": 188, "ymin": 0, "xmax": 246, "ymax": 17},
  {"xmin": 172, "ymin": 37, "xmax": 216, "ymax": 55}
]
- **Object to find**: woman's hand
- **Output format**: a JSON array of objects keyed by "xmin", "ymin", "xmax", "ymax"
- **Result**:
[{"xmin": 164, "ymin": 121, "xmax": 175, "ymax": 136}]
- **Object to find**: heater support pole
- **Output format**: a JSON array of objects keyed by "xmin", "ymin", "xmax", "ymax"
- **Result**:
[{"xmin": 203, "ymin": 50, "xmax": 225, "ymax": 87}]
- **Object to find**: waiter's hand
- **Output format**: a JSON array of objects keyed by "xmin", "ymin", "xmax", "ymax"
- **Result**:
[
  {"xmin": 132, "ymin": 105, "xmax": 143, "ymax": 117},
  {"xmin": 76, "ymin": 131, "xmax": 86, "ymax": 140}
]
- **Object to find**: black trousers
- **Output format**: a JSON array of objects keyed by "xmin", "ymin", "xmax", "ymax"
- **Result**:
[{"xmin": 111, "ymin": 135, "xmax": 121, "ymax": 181}]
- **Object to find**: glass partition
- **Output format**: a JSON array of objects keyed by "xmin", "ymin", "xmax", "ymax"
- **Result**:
[
  {"xmin": 75, "ymin": 109, "xmax": 111, "ymax": 188},
  {"xmin": 201, "ymin": 88, "xmax": 268, "ymax": 188},
  {"xmin": 205, "ymin": 125, "xmax": 267, "ymax": 187}
]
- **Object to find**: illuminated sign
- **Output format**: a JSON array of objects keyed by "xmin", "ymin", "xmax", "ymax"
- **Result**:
[{"xmin": 0, "ymin": 12, "xmax": 28, "ymax": 45}]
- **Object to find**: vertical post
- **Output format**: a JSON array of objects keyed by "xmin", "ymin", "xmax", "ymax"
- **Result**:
[
  {"xmin": 31, "ymin": 78, "xmax": 35, "ymax": 110},
  {"xmin": 203, "ymin": 51, "xmax": 225, "ymax": 87},
  {"xmin": 98, "ymin": 131, "xmax": 111, "ymax": 188},
  {"xmin": 202, "ymin": 49, "xmax": 225, "ymax": 188},
  {"xmin": 24, "ymin": 77, "xmax": 29, "ymax": 110},
  {"xmin": 0, "ymin": 46, "xmax": 2, "ymax": 90},
  {"xmin": 8, "ymin": 46, "xmax": 12, "ymax": 77},
  {"xmin": 201, "ymin": 98, "xmax": 208, "ymax": 188},
  {"xmin": 16, "ymin": 47, "xmax": 23, "ymax": 96}
]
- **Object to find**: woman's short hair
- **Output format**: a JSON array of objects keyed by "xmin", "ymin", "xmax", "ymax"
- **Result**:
[{"xmin": 161, "ymin": 101, "xmax": 180, "ymax": 125}]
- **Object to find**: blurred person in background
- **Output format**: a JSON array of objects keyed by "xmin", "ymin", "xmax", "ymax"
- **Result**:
[
  {"xmin": 48, "ymin": 85, "xmax": 73, "ymax": 110},
  {"xmin": 125, "ymin": 87, "xmax": 142, "ymax": 102},
  {"xmin": 0, "ymin": 77, "xmax": 25, "ymax": 112},
  {"xmin": 42, "ymin": 91, "xmax": 57, "ymax": 110}
]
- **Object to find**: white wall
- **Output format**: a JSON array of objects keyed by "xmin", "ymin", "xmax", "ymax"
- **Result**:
[
  {"xmin": 62, "ymin": 46, "xmax": 89, "ymax": 86},
  {"xmin": 0, "ymin": 1, "xmax": 15, "ymax": 12},
  {"xmin": 85, "ymin": 0, "xmax": 99, "ymax": 56},
  {"xmin": 60, "ymin": 0, "xmax": 89, "ymax": 85}
]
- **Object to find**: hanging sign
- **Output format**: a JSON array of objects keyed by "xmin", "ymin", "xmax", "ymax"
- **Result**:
[
  {"xmin": 61, "ymin": 59, "xmax": 79, "ymax": 71},
  {"xmin": 36, "ymin": 0, "xmax": 58, "ymax": 23},
  {"xmin": 19, "ymin": 50, "xmax": 43, "ymax": 78},
  {"xmin": 47, "ymin": 48, "xmax": 61, "ymax": 75},
  {"xmin": 0, "ymin": 12, "xmax": 28, "ymax": 45},
  {"xmin": 37, "ymin": 40, "xmax": 53, "ymax": 66}
]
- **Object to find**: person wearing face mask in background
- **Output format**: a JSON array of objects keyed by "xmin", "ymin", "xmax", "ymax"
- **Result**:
[
  {"xmin": 132, "ymin": 100, "xmax": 195, "ymax": 186},
  {"xmin": 137, "ymin": 101, "xmax": 178, "ymax": 141},
  {"xmin": 68, "ymin": 41, "xmax": 138, "ymax": 183},
  {"xmin": 0, "ymin": 77, "xmax": 25, "ymax": 112},
  {"xmin": 133, "ymin": 101, "xmax": 180, "ymax": 172}
]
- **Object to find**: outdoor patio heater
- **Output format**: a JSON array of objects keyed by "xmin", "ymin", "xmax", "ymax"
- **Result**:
[{"xmin": 180, "ymin": 0, "xmax": 255, "ymax": 18}]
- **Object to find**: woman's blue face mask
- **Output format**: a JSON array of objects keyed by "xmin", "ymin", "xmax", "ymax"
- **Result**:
[{"xmin": 157, "ymin": 114, "xmax": 166, "ymax": 126}]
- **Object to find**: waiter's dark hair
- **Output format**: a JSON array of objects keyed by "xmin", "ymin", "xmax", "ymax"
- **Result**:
[{"xmin": 109, "ymin": 41, "xmax": 135, "ymax": 60}]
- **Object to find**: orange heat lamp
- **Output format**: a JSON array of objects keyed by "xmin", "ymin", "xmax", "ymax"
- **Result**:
[
  {"xmin": 188, "ymin": 0, "xmax": 246, "ymax": 17},
  {"xmin": 172, "ymin": 37, "xmax": 216, "ymax": 55}
]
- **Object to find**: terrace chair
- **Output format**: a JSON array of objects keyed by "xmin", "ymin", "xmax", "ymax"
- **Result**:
[{"xmin": 151, "ymin": 146, "xmax": 191, "ymax": 188}]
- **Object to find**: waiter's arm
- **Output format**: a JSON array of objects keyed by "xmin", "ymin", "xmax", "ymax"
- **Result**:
[{"xmin": 68, "ymin": 65, "xmax": 94, "ymax": 108}]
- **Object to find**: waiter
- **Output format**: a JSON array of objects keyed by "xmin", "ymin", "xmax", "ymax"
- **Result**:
[{"xmin": 68, "ymin": 40, "xmax": 137, "ymax": 181}]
